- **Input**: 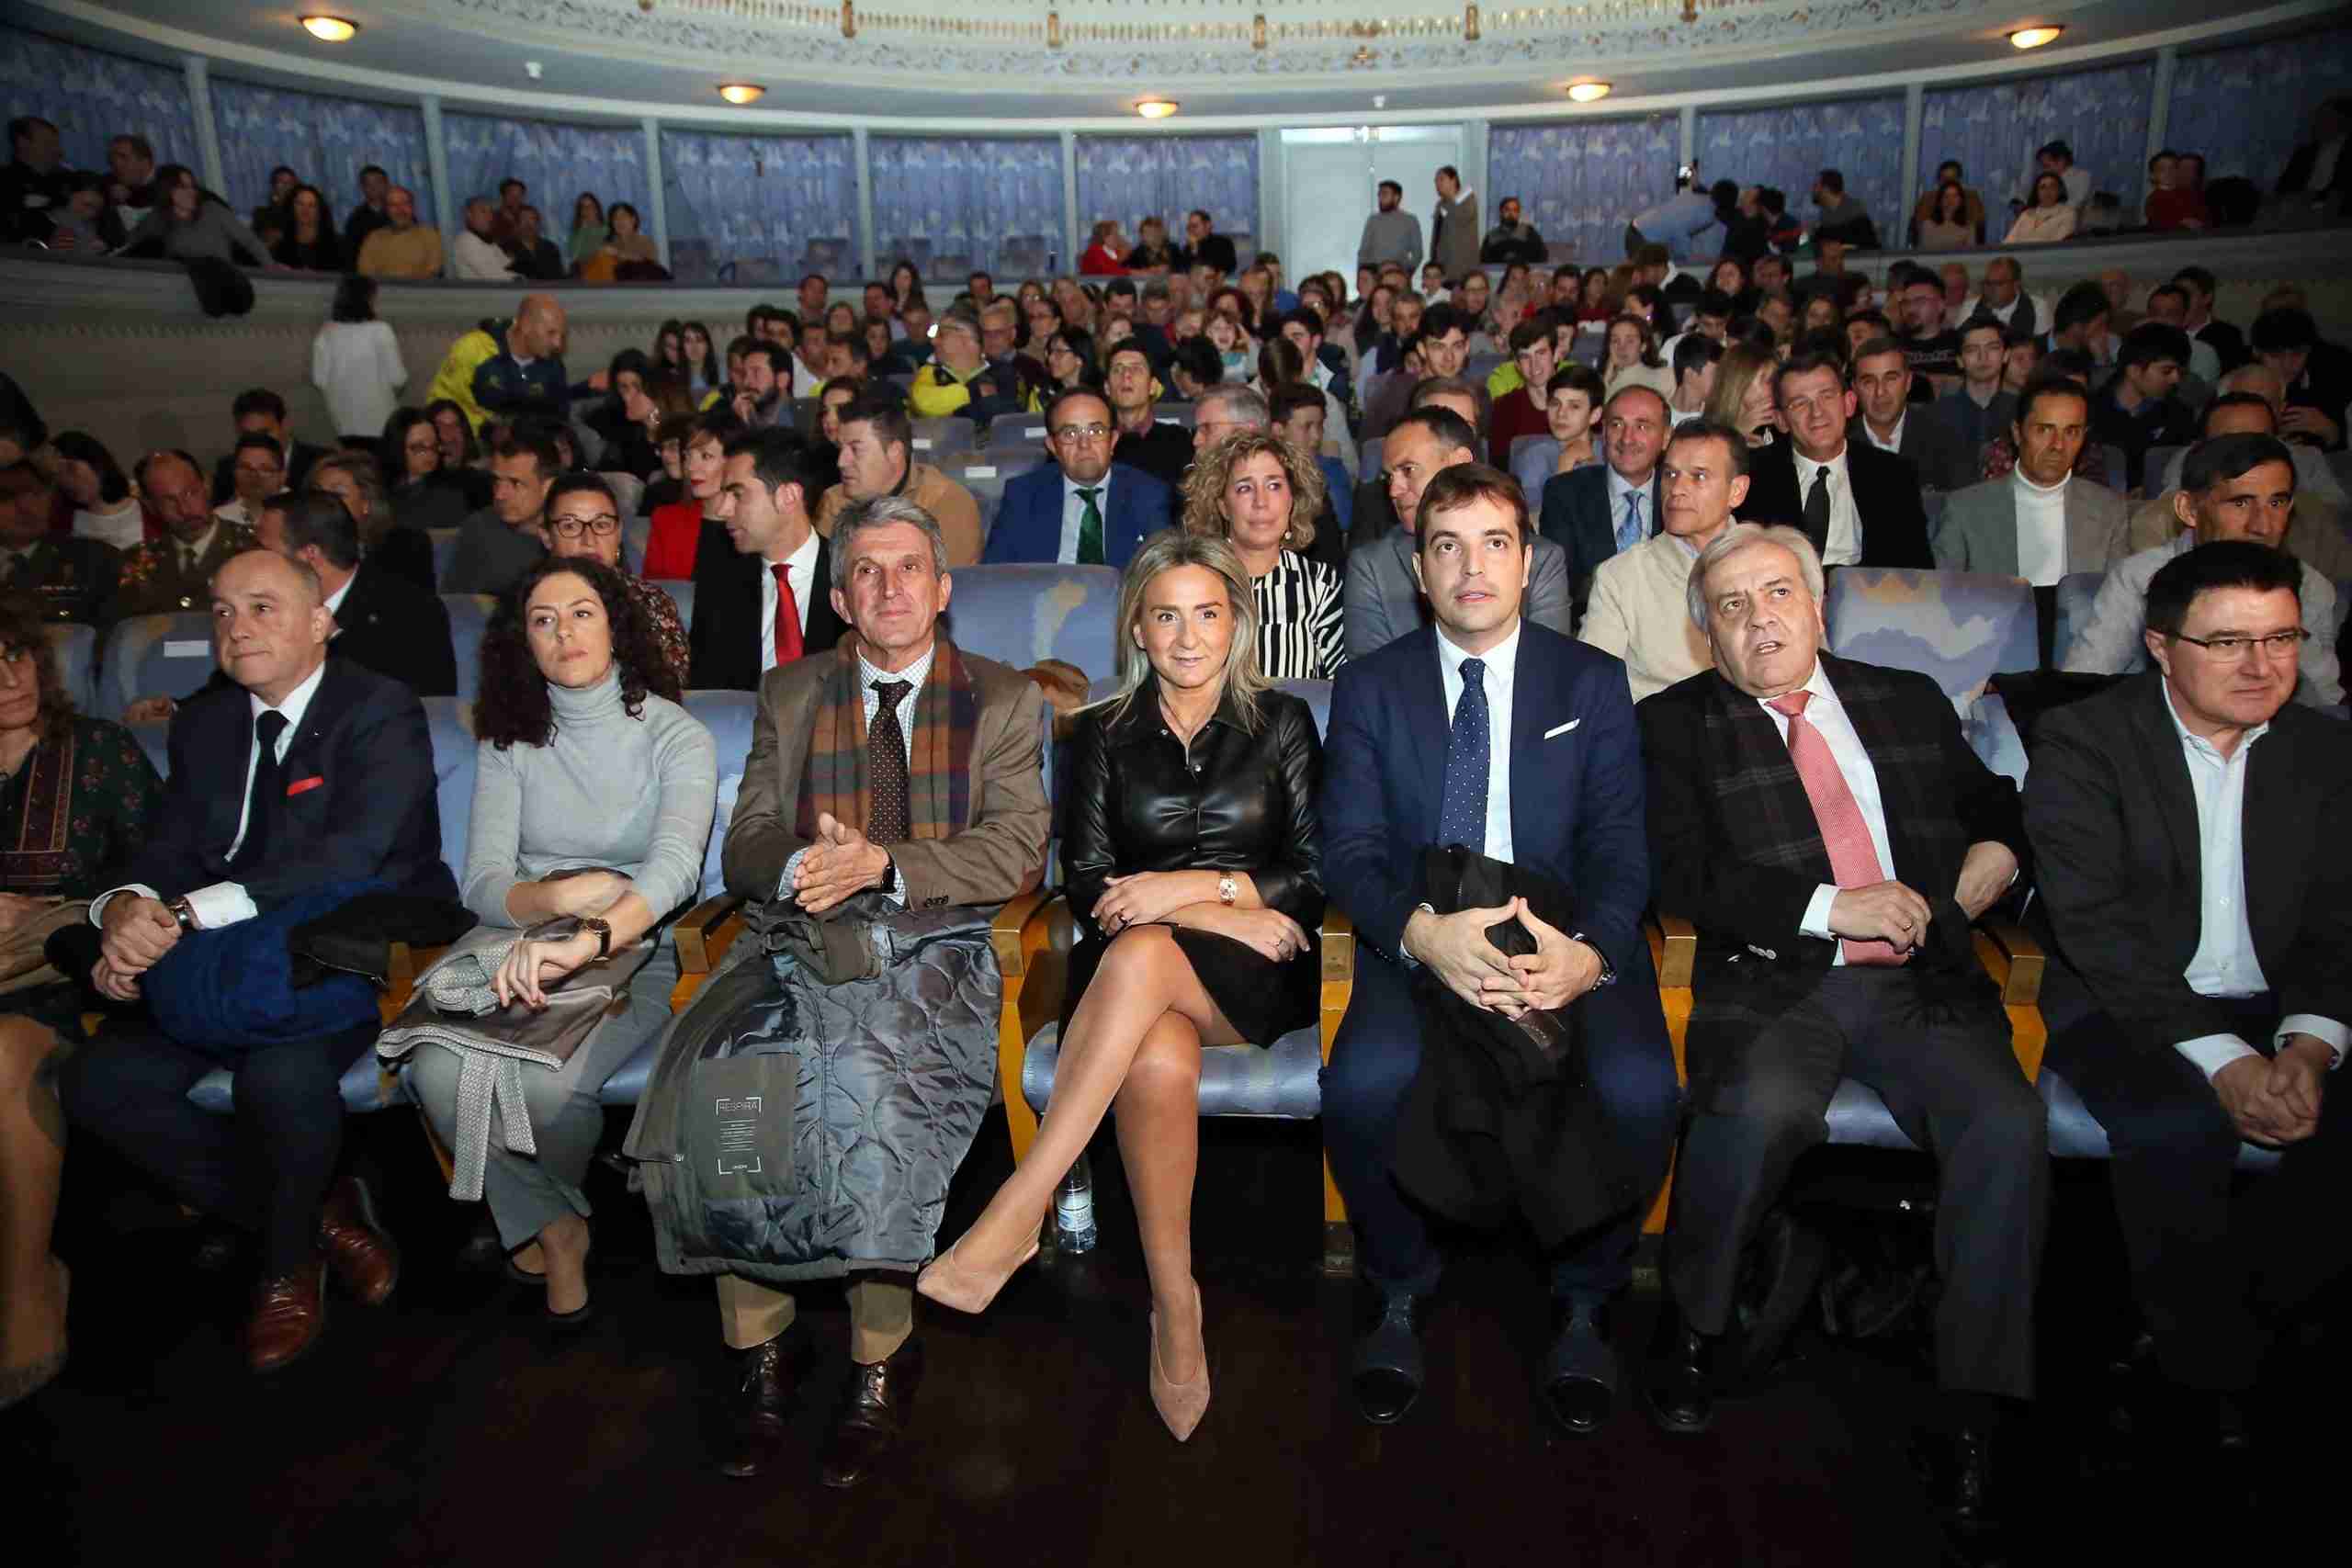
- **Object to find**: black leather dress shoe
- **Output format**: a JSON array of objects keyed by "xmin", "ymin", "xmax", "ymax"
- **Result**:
[
  {"xmin": 820, "ymin": 1338, "xmax": 924, "ymax": 1489},
  {"xmin": 1539, "ymin": 1301, "xmax": 1617, "ymax": 1437},
  {"xmin": 718, "ymin": 1332, "xmax": 811, "ymax": 1479},
  {"xmin": 1644, "ymin": 1300, "xmax": 1720, "ymax": 1435},
  {"xmin": 1912, "ymin": 1420, "xmax": 2011, "ymax": 1562},
  {"xmin": 1351, "ymin": 1292, "xmax": 1426, "ymax": 1426}
]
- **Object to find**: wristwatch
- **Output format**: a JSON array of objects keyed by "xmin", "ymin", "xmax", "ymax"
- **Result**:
[
  {"xmin": 1217, "ymin": 875, "xmax": 1238, "ymax": 908},
  {"xmin": 1569, "ymin": 931, "xmax": 1617, "ymax": 987},
  {"xmin": 168, "ymin": 896, "xmax": 198, "ymax": 933},
  {"xmin": 576, "ymin": 916, "xmax": 612, "ymax": 962},
  {"xmin": 879, "ymin": 853, "xmax": 899, "ymax": 897}
]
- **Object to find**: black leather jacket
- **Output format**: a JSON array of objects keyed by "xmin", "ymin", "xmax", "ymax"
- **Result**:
[{"xmin": 1064, "ymin": 682, "xmax": 1326, "ymax": 940}]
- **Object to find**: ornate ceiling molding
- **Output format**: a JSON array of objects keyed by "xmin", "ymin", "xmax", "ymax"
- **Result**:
[{"xmin": 417, "ymin": 0, "xmax": 2007, "ymax": 85}]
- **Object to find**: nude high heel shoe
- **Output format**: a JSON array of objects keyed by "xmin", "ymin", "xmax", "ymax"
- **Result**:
[
  {"xmin": 1148, "ymin": 1282, "xmax": 1210, "ymax": 1442},
  {"xmin": 914, "ymin": 1224, "xmax": 1041, "ymax": 1315}
]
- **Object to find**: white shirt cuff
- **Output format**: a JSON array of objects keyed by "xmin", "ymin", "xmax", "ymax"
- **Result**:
[
  {"xmin": 2277, "ymin": 1014, "xmax": 2348, "ymax": 1070},
  {"xmin": 2175, "ymin": 1032, "xmax": 2262, "ymax": 1080},
  {"xmin": 1800, "ymin": 885, "xmax": 1840, "ymax": 942},
  {"xmin": 184, "ymin": 882, "xmax": 258, "ymax": 931},
  {"xmin": 90, "ymin": 884, "xmax": 159, "ymax": 927}
]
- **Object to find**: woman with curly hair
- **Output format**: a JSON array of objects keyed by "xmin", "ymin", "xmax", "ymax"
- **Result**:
[
  {"xmin": 0, "ymin": 594, "xmax": 164, "ymax": 1404},
  {"xmin": 405, "ymin": 556, "xmax": 715, "ymax": 1322},
  {"xmin": 1180, "ymin": 429, "xmax": 1344, "ymax": 681}
]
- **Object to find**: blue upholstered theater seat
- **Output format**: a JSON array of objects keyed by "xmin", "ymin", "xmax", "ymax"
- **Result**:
[
  {"xmin": 910, "ymin": 416, "xmax": 978, "ymax": 459},
  {"xmin": 2052, "ymin": 570, "xmax": 2105, "ymax": 665},
  {"xmin": 441, "ymin": 593, "xmax": 495, "ymax": 705},
  {"xmin": 1824, "ymin": 568, "xmax": 2038, "ymax": 708},
  {"xmin": 941, "ymin": 562, "xmax": 1123, "ymax": 684},
  {"xmin": 43, "ymin": 622, "xmax": 97, "ymax": 716},
  {"xmin": 427, "ymin": 527, "xmax": 458, "ymax": 587},
  {"xmin": 1822, "ymin": 1070, "xmax": 2280, "ymax": 1172},
  {"xmin": 939, "ymin": 450, "xmax": 1049, "ymax": 537},
  {"xmin": 658, "ymin": 578, "xmax": 694, "ymax": 634},
  {"xmin": 101, "ymin": 611, "xmax": 216, "ymax": 717},
  {"xmin": 1152, "ymin": 403, "xmax": 1196, "ymax": 430}
]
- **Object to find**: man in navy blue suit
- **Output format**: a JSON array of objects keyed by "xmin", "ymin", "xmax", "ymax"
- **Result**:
[
  {"xmin": 1537, "ymin": 384, "xmax": 1670, "ymax": 629},
  {"xmin": 1320, "ymin": 463, "xmax": 1679, "ymax": 1435},
  {"xmin": 980, "ymin": 387, "xmax": 1173, "ymax": 568}
]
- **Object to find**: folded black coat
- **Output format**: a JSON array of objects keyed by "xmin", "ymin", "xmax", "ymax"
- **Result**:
[{"xmin": 1390, "ymin": 846, "xmax": 1650, "ymax": 1247}]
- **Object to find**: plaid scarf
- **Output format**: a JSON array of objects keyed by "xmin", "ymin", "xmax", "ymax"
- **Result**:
[{"xmin": 795, "ymin": 636, "xmax": 978, "ymax": 844}]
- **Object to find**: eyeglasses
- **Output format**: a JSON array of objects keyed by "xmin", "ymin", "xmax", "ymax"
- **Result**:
[
  {"xmin": 2173, "ymin": 628, "xmax": 2308, "ymax": 660},
  {"xmin": 1052, "ymin": 423, "xmax": 1111, "ymax": 443},
  {"xmin": 549, "ymin": 513, "xmax": 621, "ymax": 537}
]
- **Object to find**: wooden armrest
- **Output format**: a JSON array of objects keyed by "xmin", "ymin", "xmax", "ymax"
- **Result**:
[
  {"xmin": 1972, "ymin": 921, "xmax": 2045, "ymax": 1008},
  {"xmin": 988, "ymin": 889, "xmax": 1053, "ymax": 977},
  {"xmin": 1317, "ymin": 908, "xmax": 1354, "ymax": 985},
  {"xmin": 673, "ymin": 894, "xmax": 747, "ymax": 975},
  {"xmin": 1646, "ymin": 913, "xmax": 1696, "ymax": 989},
  {"xmin": 378, "ymin": 941, "xmax": 451, "ymax": 1028}
]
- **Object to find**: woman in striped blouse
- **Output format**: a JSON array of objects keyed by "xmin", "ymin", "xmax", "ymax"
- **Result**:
[{"xmin": 1179, "ymin": 430, "xmax": 1347, "ymax": 681}]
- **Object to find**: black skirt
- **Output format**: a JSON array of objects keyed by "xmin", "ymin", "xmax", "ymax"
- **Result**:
[{"xmin": 1063, "ymin": 923, "xmax": 1319, "ymax": 1049}]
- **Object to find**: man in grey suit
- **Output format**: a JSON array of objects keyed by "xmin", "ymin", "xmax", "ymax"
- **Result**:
[
  {"xmin": 1430, "ymin": 166, "xmax": 1481, "ymax": 288},
  {"xmin": 1345, "ymin": 405, "xmax": 1573, "ymax": 660},
  {"xmin": 1931, "ymin": 378, "xmax": 2129, "ymax": 582}
]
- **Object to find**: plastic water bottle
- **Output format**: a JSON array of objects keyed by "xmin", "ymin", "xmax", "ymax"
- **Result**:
[{"xmin": 1055, "ymin": 1153, "xmax": 1098, "ymax": 1254}]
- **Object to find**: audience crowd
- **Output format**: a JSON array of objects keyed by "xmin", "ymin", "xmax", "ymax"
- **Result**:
[{"xmin": 0, "ymin": 96, "xmax": 2347, "ymax": 1563}]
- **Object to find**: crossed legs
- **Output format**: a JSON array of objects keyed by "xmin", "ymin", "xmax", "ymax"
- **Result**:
[{"xmin": 0, "ymin": 1017, "xmax": 68, "ymax": 1398}]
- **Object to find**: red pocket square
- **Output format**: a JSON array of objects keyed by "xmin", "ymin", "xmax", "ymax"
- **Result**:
[{"xmin": 286, "ymin": 775, "xmax": 325, "ymax": 797}]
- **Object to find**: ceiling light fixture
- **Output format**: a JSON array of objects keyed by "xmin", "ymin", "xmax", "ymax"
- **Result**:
[
  {"xmin": 2007, "ymin": 25, "xmax": 2064, "ymax": 50},
  {"xmin": 1136, "ymin": 99, "xmax": 1180, "ymax": 119},
  {"xmin": 300, "ymin": 16, "xmax": 359, "ymax": 42},
  {"xmin": 1566, "ymin": 80, "xmax": 1612, "ymax": 103},
  {"xmin": 718, "ymin": 83, "xmax": 766, "ymax": 106}
]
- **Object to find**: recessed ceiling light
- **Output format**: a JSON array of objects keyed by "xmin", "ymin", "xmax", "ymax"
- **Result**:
[
  {"xmin": 718, "ymin": 84, "xmax": 766, "ymax": 106},
  {"xmin": 300, "ymin": 16, "xmax": 358, "ymax": 42},
  {"xmin": 1566, "ymin": 81, "xmax": 1612, "ymax": 103},
  {"xmin": 1136, "ymin": 99, "xmax": 1179, "ymax": 119},
  {"xmin": 2008, "ymin": 25, "xmax": 2064, "ymax": 49}
]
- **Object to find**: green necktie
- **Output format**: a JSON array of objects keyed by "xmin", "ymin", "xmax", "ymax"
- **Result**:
[{"xmin": 1076, "ymin": 486, "xmax": 1105, "ymax": 566}]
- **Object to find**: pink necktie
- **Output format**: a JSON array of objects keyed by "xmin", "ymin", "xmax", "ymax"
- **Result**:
[{"xmin": 1767, "ymin": 690, "xmax": 1905, "ymax": 966}]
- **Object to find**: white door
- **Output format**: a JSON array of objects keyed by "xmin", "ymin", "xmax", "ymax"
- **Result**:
[{"xmin": 1281, "ymin": 125, "xmax": 1464, "ymax": 295}]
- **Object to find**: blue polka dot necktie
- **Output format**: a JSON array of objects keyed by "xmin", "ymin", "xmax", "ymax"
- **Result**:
[
  {"xmin": 1617, "ymin": 489, "xmax": 1645, "ymax": 552},
  {"xmin": 1438, "ymin": 657, "xmax": 1490, "ymax": 853}
]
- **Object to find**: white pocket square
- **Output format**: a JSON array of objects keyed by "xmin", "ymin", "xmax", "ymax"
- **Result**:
[{"xmin": 1544, "ymin": 719, "xmax": 1581, "ymax": 739}]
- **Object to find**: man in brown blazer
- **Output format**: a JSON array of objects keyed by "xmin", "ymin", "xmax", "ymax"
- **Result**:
[{"xmin": 690, "ymin": 492, "xmax": 1048, "ymax": 1488}]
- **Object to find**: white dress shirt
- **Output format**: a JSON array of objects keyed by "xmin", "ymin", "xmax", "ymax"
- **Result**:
[
  {"xmin": 1763, "ymin": 662, "xmax": 1897, "ymax": 966},
  {"xmin": 323, "ymin": 571, "xmax": 355, "ymax": 618},
  {"xmin": 1058, "ymin": 469, "xmax": 1113, "ymax": 563},
  {"xmin": 1793, "ymin": 445, "xmax": 1862, "ymax": 566},
  {"xmin": 212, "ymin": 500, "xmax": 252, "ymax": 531},
  {"xmin": 775, "ymin": 639, "xmax": 935, "ymax": 903},
  {"xmin": 757, "ymin": 529, "xmax": 822, "ymax": 675},
  {"xmin": 2160, "ymin": 685, "xmax": 2347, "ymax": 1078},
  {"xmin": 1861, "ymin": 413, "xmax": 1905, "ymax": 457},
  {"xmin": 1604, "ymin": 463, "xmax": 1655, "ymax": 547},
  {"xmin": 1434, "ymin": 617, "xmax": 1521, "ymax": 864},
  {"xmin": 91, "ymin": 659, "xmax": 330, "ymax": 932},
  {"xmin": 2011, "ymin": 468, "xmax": 2071, "ymax": 587}
]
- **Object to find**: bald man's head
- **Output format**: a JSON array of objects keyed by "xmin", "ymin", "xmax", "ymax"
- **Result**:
[
  {"xmin": 2220, "ymin": 362, "xmax": 2286, "ymax": 414},
  {"xmin": 514, "ymin": 294, "xmax": 569, "ymax": 360},
  {"xmin": 211, "ymin": 549, "xmax": 330, "ymax": 704}
]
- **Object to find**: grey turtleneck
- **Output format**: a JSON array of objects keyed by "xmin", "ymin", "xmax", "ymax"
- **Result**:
[{"xmin": 462, "ymin": 667, "xmax": 718, "ymax": 926}]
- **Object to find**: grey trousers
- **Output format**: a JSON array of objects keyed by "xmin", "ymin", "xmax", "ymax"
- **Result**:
[
  {"xmin": 1665, "ymin": 965, "xmax": 2051, "ymax": 1400},
  {"xmin": 409, "ymin": 943, "xmax": 681, "ymax": 1249}
]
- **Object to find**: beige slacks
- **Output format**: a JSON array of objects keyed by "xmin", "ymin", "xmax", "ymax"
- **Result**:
[{"xmin": 715, "ymin": 1272, "xmax": 914, "ymax": 1364}]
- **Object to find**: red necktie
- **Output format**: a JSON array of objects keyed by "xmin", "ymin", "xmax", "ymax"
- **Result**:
[
  {"xmin": 772, "ymin": 562, "xmax": 803, "ymax": 666},
  {"xmin": 1767, "ymin": 690, "xmax": 1905, "ymax": 966}
]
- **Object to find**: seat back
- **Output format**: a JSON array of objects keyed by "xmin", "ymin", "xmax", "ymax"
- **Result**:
[
  {"xmin": 2052, "ymin": 570, "xmax": 2105, "ymax": 664},
  {"xmin": 659, "ymin": 577, "xmax": 695, "ymax": 633},
  {"xmin": 1464, "ymin": 352, "xmax": 1505, "ymax": 386},
  {"xmin": 1923, "ymin": 490, "xmax": 1948, "ymax": 528},
  {"xmin": 2143, "ymin": 445, "xmax": 2182, "ymax": 498},
  {"xmin": 941, "ymin": 450, "xmax": 1049, "ymax": 538},
  {"xmin": 1275, "ymin": 677, "xmax": 1333, "ymax": 741},
  {"xmin": 622, "ymin": 515, "xmax": 652, "ymax": 575},
  {"xmin": 421, "ymin": 695, "xmax": 478, "ymax": 877},
  {"xmin": 1360, "ymin": 435, "xmax": 1384, "ymax": 479},
  {"xmin": 1151, "ymin": 403, "xmax": 1195, "ymax": 430},
  {"xmin": 102, "ymin": 611, "xmax": 216, "ymax": 717},
  {"xmin": 42, "ymin": 622, "xmax": 98, "ymax": 716},
  {"xmin": 941, "ymin": 563, "xmax": 1123, "ymax": 682},
  {"xmin": 910, "ymin": 416, "xmax": 978, "ymax": 459},
  {"xmin": 600, "ymin": 471, "xmax": 645, "ymax": 521},
  {"xmin": 680, "ymin": 688, "xmax": 761, "ymax": 901},
  {"xmin": 441, "ymin": 594, "xmax": 496, "ymax": 705},
  {"xmin": 2097, "ymin": 444, "xmax": 2128, "ymax": 492},
  {"xmin": 1507, "ymin": 432, "xmax": 1547, "ymax": 468},
  {"xmin": 1823, "ymin": 569, "xmax": 2037, "ymax": 708},
  {"xmin": 987, "ymin": 418, "xmax": 1052, "ymax": 455},
  {"xmin": 427, "ymin": 527, "xmax": 459, "ymax": 586}
]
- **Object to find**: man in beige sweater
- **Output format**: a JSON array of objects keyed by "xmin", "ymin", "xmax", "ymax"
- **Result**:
[
  {"xmin": 812, "ymin": 393, "xmax": 984, "ymax": 567},
  {"xmin": 1578, "ymin": 419, "xmax": 1748, "ymax": 700},
  {"xmin": 354, "ymin": 186, "xmax": 444, "ymax": 279}
]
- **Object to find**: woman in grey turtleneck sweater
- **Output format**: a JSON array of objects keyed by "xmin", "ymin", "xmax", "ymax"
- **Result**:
[{"xmin": 407, "ymin": 557, "xmax": 716, "ymax": 1321}]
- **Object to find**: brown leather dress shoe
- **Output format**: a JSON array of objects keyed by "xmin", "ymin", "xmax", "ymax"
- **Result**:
[
  {"xmin": 247, "ymin": 1262, "xmax": 327, "ymax": 1374},
  {"xmin": 318, "ymin": 1176, "xmax": 399, "ymax": 1306},
  {"xmin": 820, "ymin": 1338, "xmax": 924, "ymax": 1489},
  {"xmin": 718, "ymin": 1332, "xmax": 811, "ymax": 1479}
]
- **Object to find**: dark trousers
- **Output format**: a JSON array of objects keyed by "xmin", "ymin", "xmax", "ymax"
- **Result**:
[
  {"xmin": 57, "ymin": 1016, "xmax": 379, "ymax": 1274},
  {"xmin": 1666, "ymin": 966, "xmax": 2049, "ymax": 1400},
  {"xmin": 1322, "ymin": 946, "xmax": 1681, "ymax": 1305},
  {"xmin": 2048, "ymin": 994, "xmax": 2351, "ymax": 1393}
]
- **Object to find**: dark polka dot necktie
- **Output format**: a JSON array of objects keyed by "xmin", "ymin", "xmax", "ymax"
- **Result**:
[
  {"xmin": 868, "ymin": 680, "xmax": 912, "ymax": 845},
  {"xmin": 1437, "ymin": 658, "xmax": 1489, "ymax": 853}
]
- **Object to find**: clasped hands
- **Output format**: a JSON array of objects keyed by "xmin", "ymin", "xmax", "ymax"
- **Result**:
[
  {"xmin": 95, "ymin": 894, "xmax": 181, "ymax": 1002},
  {"xmin": 1827, "ymin": 842, "xmax": 2019, "ymax": 953},
  {"xmin": 793, "ymin": 811, "xmax": 890, "ymax": 915},
  {"xmin": 2213, "ymin": 1037, "xmax": 2330, "ymax": 1147},
  {"xmin": 1404, "ymin": 897, "xmax": 1600, "ymax": 1019},
  {"xmin": 1091, "ymin": 872, "xmax": 1306, "ymax": 964}
]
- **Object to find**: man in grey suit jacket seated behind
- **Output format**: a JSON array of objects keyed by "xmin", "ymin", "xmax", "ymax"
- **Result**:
[
  {"xmin": 1931, "ymin": 377, "xmax": 2130, "ymax": 585},
  {"xmin": 1345, "ymin": 405, "xmax": 1574, "ymax": 660},
  {"xmin": 2063, "ymin": 434, "xmax": 2342, "ymax": 708}
]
